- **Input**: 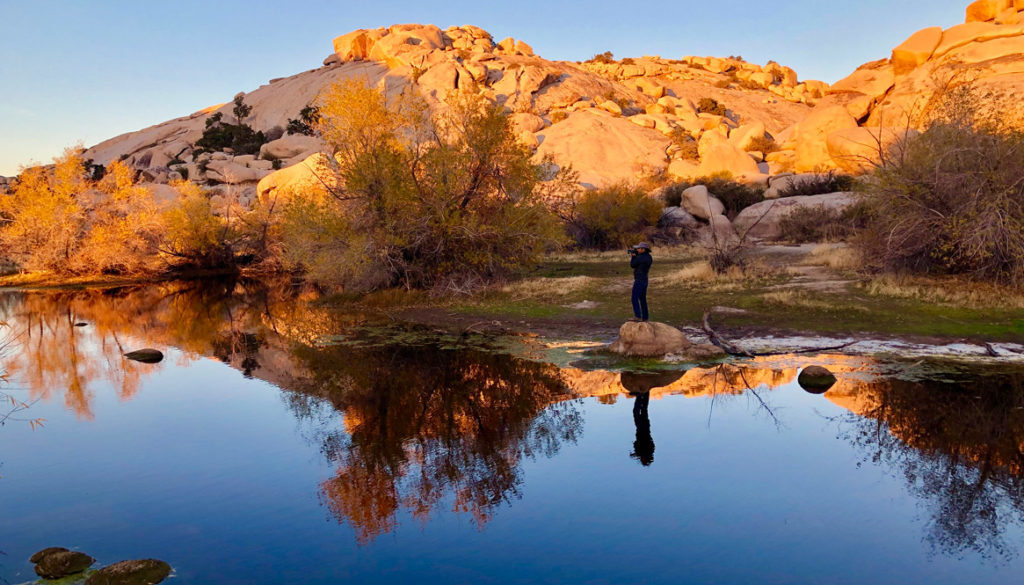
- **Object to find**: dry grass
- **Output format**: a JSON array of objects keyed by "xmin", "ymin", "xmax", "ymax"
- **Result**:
[
  {"xmin": 550, "ymin": 245, "xmax": 704, "ymax": 264},
  {"xmin": 802, "ymin": 244, "xmax": 861, "ymax": 271},
  {"xmin": 654, "ymin": 259, "xmax": 783, "ymax": 292},
  {"xmin": 499, "ymin": 275, "xmax": 595, "ymax": 299},
  {"xmin": 760, "ymin": 289, "xmax": 868, "ymax": 312},
  {"xmin": 861, "ymin": 275, "xmax": 1024, "ymax": 309}
]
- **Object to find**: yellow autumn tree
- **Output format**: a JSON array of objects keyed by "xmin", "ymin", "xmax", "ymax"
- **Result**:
[
  {"xmin": 279, "ymin": 78, "xmax": 564, "ymax": 292},
  {"xmin": 0, "ymin": 150, "xmax": 165, "ymax": 275}
]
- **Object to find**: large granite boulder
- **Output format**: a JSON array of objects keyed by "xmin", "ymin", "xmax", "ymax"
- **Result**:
[
  {"xmin": 607, "ymin": 321, "xmax": 726, "ymax": 359},
  {"xmin": 826, "ymin": 126, "xmax": 917, "ymax": 173},
  {"xmin": 534, "ymin": 111, "xmax": 670, "ymax": 188},
  {"xmin": 259, "ymin": 135, "xmax": 322, "ymax": 161},
  {"xmin": 732, "ymin": 192, "xmax": 860, "ymax": 241},
  {"xmin": 794, "ymin": 106, "xmax": 858, "ymax": 172}
]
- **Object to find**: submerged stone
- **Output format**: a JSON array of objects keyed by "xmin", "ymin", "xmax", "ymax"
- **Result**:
[
  {"xmin": 30, "ymin": 547, "xmax": 69, "ymax": 564},
  {"xmin": 84, "ymin": 559, "xmax": 172, "ymax": 585},
  {"xmin": 34, "ymin": 550, "xmax": 95, "ymax": 579},
  {"xmin": 798, "ymin": 365, "xmax": 837, "ymax": 393},
  {"xmin": 124, "ymin": 349, "xmax": 164, "ymax": 363}
]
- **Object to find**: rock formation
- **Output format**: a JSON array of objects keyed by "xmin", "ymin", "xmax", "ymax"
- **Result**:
[
  {"xmin": 13, "ymin": 3, "xmax": 1003, "ymax": 212},
  {"xmin": 780, "ymin": 0, "xmax": 1024, "ymax": 173},
  {"xmin": 606, "ymin": 321, "xmax": 725, "ymax": 359},
  {"xmin": 57, "ymin": 22, "xmax": 824, "ymax": 204}
]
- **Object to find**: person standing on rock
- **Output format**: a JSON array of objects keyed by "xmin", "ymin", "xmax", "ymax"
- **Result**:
[{"xmin": 628, "ymin": 242, "xmax": 652, "ymax": 322}]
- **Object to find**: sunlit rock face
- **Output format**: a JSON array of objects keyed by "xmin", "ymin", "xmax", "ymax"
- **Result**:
[
  {"xmin": 67, "ymin": 20, "xmax": 822, "ymax": 203},
  {"xmin": 52, "ymin": 1, "xmax": 1024, "ymax": 214}
]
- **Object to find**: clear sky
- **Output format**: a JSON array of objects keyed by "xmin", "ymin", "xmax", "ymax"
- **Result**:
[{"xmin": 0, "ymin": 0, "xmax": 966, "ymax": 176}]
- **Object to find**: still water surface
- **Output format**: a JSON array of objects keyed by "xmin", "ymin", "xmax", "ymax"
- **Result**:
[{"xmin": 2, "ymin": 281, "xmax": 1024, "ymax": 584}]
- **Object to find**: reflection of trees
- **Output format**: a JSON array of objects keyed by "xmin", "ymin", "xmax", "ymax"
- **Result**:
[
  {"xmin": 287, "ymin": 344, "xmax": 583, "ymax": 544},
  {"xmin": 838, "ymin": 373, "xmax": 1024, "ymax": 561},
  {"xmin": 0, "ymin": 280, "xmax": 316, "ymax": 418}
]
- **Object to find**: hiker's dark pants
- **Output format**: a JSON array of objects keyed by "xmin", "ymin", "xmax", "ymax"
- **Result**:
[{"xmin": 631, "ymin": 279, "xmax": 649, "ymax": 321}]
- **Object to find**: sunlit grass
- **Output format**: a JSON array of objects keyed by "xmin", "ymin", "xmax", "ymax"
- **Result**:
[
  {"xmin": 499, "ymin": 275, "xmax": 596, "ymax": 299},
  {"xmin": 759, "ymin": 289, "xmax": 868, "ymax": 313},
  {"xmin": 861, "ymin": 275, "xmax": 1024, "ymax": 310},
  {"xmin": 802, "ymin": 244, "xmax": 861, "ymax": 271}
]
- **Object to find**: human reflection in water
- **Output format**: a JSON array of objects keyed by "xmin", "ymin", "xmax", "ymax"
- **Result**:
[{"xmin": 620, "ymin": 371, "xmax": 684, "ymax": 467}]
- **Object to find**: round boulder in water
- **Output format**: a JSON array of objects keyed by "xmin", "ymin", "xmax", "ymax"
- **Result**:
[
  {"xmin": 124, "ymin": 349, "xmax": 164, "ymax": 364},
  {"xmin": 30, "ymin": 546, "xmax": 69, "ymax": 564},
  {"xmin": 85, "ymin": 559, "xmax": 172, "ymax": 585},
  {"xmin": 798, "ymin": 365, "xmax": 837, "ymax": 394},
  {"xmin": 34, "ymin": 550, "xmax": 95, "ymax": 579}
]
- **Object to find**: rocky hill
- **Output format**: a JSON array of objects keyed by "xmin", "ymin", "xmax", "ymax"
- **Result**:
[
  {"xmin": 59, "ymin": 2, "xmax": 1024, "ymax": 206},
  {"xmin": 810, "ymin": 0, "xmax": 1024, "ymax": 173},
  {"xmin": 75, "ymin": 23, "xmax": 823, "ymax": 205}
]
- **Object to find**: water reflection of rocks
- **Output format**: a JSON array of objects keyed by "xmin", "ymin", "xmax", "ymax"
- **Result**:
[{"xmin": 4, "ymin": 283, "xmax": 1024, "ymax": 556}]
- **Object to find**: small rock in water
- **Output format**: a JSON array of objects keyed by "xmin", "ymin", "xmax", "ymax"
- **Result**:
[
  {"xmin": 74, "ymin": 322, "xmax": 89, "ymax": 327},
  {"xmin": 798, "ymin": 365, "xmax": 837, "ymax": 393},
  {"xmin": 124, "ymin": 349, "xmax": 164, "ymax": 363},
  {"xmin": 85, "ymin": 559, "xmax": 171, "ymax": 585},
  {"xmin": 30, "ymin": 547, "xmax": 69, "ymax": 564},
  {"xmin": 34, "ymin": 550, "xmax": 95, "ymax": 579}
]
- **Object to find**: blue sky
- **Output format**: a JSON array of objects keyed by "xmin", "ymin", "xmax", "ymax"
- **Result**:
[{"xmin": 0, "ymin": 1, "xmax": 966, "ymax": 175}]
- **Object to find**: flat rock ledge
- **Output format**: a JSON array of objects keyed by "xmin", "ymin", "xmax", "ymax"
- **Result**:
[{"xmin": 607, "ymin": 321, "xmax": 726, "ymax": 359}]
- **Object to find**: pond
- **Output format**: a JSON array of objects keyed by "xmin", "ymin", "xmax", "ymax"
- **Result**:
[{"xmin": 2, "ymin": 281, "xmax": 1024, "ymax": 584}]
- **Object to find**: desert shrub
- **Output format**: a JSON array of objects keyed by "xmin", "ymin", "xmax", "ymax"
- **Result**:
[
  {"xmin": 857, "ymin": 86, "xmax": 1024, "ymax": 284},
  {"xmin": 279, "ymin": 79, "xmax": 564, "ymax": 293},
  {"xmin": 714, "ymin": 79, "xmax": 732, "ymax": 89},
  {"xmin": 589, "ymin": 51, "xmax": 614, "ymax": 64},
  {"xmin": 661, "ymin": 183, "xmax": 687, "ymax": 208},
  {"xmin": 195, "ymin": 96, "xmax": 267, "ymax": 155},
  {"xmin": 286, "ymin": 105, "xmax": 321, "ymax": 136},
  {"xmin": 739, "ymin": 79, "xmax": 763, "ymax": 91},
  {"xmin": 776, "ymin": 201, "xmax": 871, "ymax": 243},
  {"xmin": 668, "ymin": 174, "xmax": 764, "ymax": 219},
  {"xmin": 667, "ymin": 127, "xmax": 699, "ymax": 160},
  {"xmin": 550, "ymin": 110, "xmax": 568, "ymax": 124},
  {"xmin": 777, "ymin": 171, "xmax": 856, "ymax": 197},
  {"xmin": 697, "ymin": 97, "xmax": 727, "ymax": 116},
  {"xmin": 569, "ymin": 183, "xmax": 662, "ymax": 250},
  {"xmin": 745, "ymin": 135, "xmax": 778, "ymax": 154},
  {"xmin": 621, "ymin": 57, "xmax": 635, "ymax": 65},
  {"xmin": 84, "ymin": 159, "xmax": 106, "ymax": 181}
]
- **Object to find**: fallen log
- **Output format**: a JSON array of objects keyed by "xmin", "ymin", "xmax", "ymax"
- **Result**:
[{"xmin": 701, "ymin": 309, "xmax": 858, "ymax": 357}]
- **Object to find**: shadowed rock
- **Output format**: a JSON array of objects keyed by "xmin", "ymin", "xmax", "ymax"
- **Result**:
[
  {"xmin": 30, "ymin": 547, "xmax": 69, "ymax": 564},
  {"xmin": 84, "ymin": 559, "xmax": 172, "ymax": 585},
  {"xmin": 34, "ymin": 550, "xmax": 95, "ymax": 579},
  {"xmin": 124, "ymin": 349, "xmax": 164, "ymax": 363},
  {"xmin": 798, "ymin": 365, "xmax": 837, "ymax": 393}
]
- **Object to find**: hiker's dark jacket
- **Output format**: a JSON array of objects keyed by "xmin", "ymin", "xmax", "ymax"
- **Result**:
[{"xmin": 631, "ymin": 252, "xmax": 652, "ymax": 282}]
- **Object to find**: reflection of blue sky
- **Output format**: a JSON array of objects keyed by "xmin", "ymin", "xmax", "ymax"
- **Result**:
[
  {"xmin": 3, "ymin": 344, "xmax": 1023, "ymax": 585},
  {"xmin": 0, "ymin": 0, "xmax": 967, "ymax": 174}
]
